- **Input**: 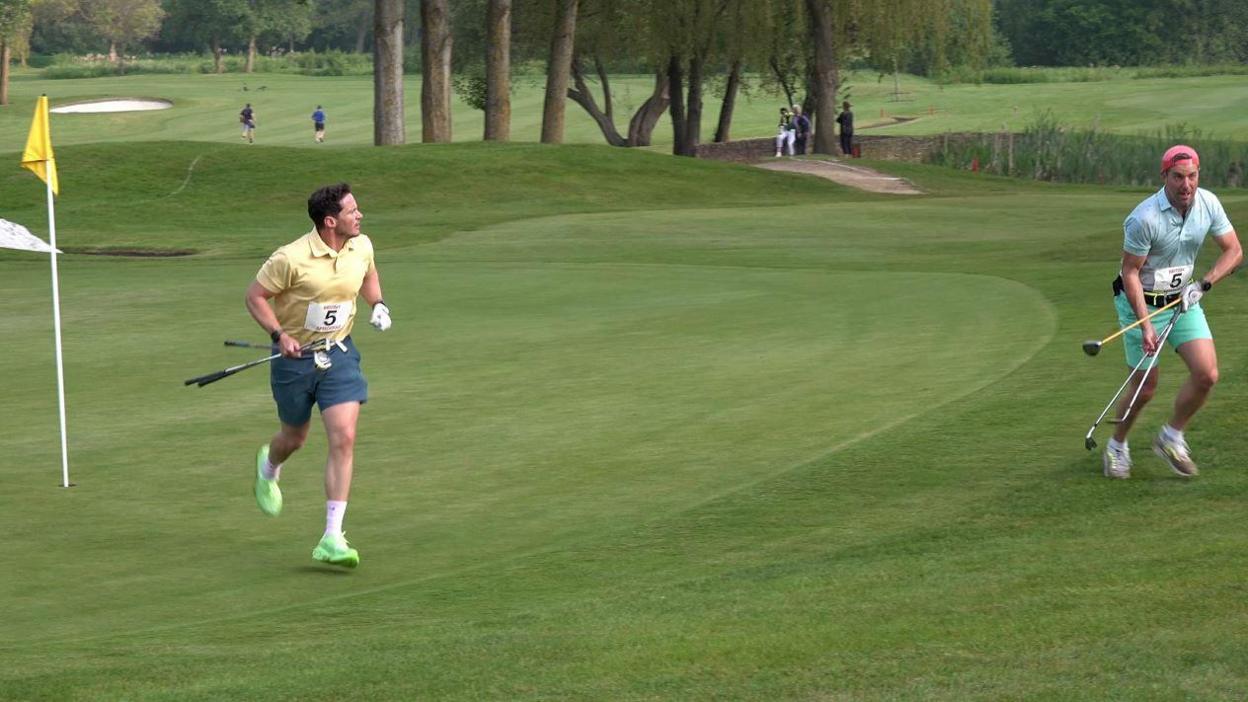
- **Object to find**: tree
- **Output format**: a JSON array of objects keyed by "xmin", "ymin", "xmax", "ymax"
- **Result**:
[
  {"xmin": 483, "ymin": 0, "xmax": 510, "ymax": 140},
  {"xmin": 374, "ymin": 0, "xmax": 404, "ymax": 144},
  {"xmin": 540, "ymin": 0, "xmax": 576, "ymax": 143},
  {"xmin": 557, "ymin": 0, "xmax": 668, "ymax": 147},
  {"xmin": 79, "ymin": 0, "xmax": 163, "ymax": 65},
  {"xmin": 420, "ymin": 0, "xmax": 452, "ymax": 142},
  {"xmin": 164, "ymin": 0, "xmax": 248, "ymax": 73},
  {"xmin": 0, "ymin": 0, "xmax": 32, "ymax": 106}
]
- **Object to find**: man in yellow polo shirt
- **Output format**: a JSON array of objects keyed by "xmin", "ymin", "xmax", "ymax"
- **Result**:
[{"xmin": 244, "ymin": 182, "xmax": 392, "ymax": 568}]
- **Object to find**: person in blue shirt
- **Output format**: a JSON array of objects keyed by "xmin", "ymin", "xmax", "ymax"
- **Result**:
[
  {"xmin": 311, "ymin": 105, "xmax": 327, "ymax": 143},
  {"xmin": 1102, "ymin": 145, "xmax": 1242, "ymax": 479}
]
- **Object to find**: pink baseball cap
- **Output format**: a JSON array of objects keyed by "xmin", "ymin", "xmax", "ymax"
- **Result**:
[{"xmin": 1160, "ymin": 145, "xmax": 1199, "ymax": 174}]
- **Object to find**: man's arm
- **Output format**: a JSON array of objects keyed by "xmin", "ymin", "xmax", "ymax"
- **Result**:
[
  {"xmin": 1203, "ymin": 229, "xmax": 1242, "ymax": 286},
  {"xmin": 245, "ymin": 280, "xmax": 301, "ymax": 357},
  {"xmin": 1120, "ymin": 251, "xmax": 1159, "ymax": 353},
  {"xmin": 361, "ymin": 266, "xmax": 392, "ymax": 332},
  {"xmin": 360, "ymin": 265, "xmax": 384, "ymax": 307}
]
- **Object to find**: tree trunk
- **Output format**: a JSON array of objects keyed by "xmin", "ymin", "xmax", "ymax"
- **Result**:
[
  {"xmin": 0, "ymin": 40, "xmax": 9, "ymax": 107},
  {"xmin": 627, "ymin": 71, "xmax": 669, "ymax": 147},
  {"xmin": 805, "ymin": 0, "xmax": 839, "ymax": 155},
  {"xmin": 355, "ymin": 14, "xmax": 369, "ymax": 53},
  {"xmin": 484, "ymin": 0, "xmax": 511, "ymax": 141},
  {"xmin": 567, "ymin": 55, "xmax": 626, "ymax": 146},
  {"xmin": 420, "ymin": 0, "xmax": 452, "ymax": 143},
  {"xmin": 212, "ymin": 37, "xmax": 224, "ymax": 74},
  {"xmin": 374, "ymin": 0, "xmax": 406, "ymax": 145},
  {"xmin": 246, "ymin": 35, "xmax": 257, "ymax": 73},
  {"xmin": 680, "ymin": 54, "xmax": 703, "ymax": 157},
  {"xmin": 109, "ymin": 41, "xmax": 118, "ymax": 63},
  {"xmin": 713, "ymin": 59, "xmax": 740, "ymax": 143},
  {"xmin": 667, "ymin": 55, "xmax": 686, "ymax": 156},
  {"xmin": 540, "ymin": 0, "xmax": 577, "ymax": 144}
]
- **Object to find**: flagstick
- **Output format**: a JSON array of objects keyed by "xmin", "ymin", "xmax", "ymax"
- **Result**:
[{"xmin": 45, "ymin": 176, "xmax": 71, "ymax": 488}]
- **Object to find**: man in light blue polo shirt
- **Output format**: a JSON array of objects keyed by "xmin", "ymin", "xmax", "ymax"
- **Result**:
[{"xmin": 1103, "ymin": 145, "xmax": 1242, "ymax": 479}]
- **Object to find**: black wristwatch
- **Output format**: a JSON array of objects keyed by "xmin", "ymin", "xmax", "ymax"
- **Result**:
[
  {"xmin": 270, "ymin": 329, "xmax": 283, "ymax": 343},
  {"xmin": 1201, "ymin": 279, "xmax": 1212, "ymax": 292}
]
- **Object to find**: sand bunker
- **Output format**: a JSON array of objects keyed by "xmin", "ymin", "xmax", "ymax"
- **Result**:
[{"xmin": 51, "ymin": 98, "xmax": 172, "ymax": 114}]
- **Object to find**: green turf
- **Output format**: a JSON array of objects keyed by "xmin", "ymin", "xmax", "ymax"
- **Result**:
[
  {"xmin": 5, "ymin": 124, "xmax": 1248, "ymax": 697},
  {"xmin": 1, "ymin": 68, "xmax": 1246, "ymax": 150}
]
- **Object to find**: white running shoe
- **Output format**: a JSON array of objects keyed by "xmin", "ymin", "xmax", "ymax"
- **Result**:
[
  {"xmin": 1102, "ymin": 447, "xmax": 1131, "ymax": 479},
  {"xmin": 1153, "ymin": 433, "xmax": 1199, "ymax": 477}
]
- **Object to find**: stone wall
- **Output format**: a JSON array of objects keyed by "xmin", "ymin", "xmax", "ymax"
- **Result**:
[{"xmin": 696, "ymin": 133, "xmax": 982, "ymax": 164}]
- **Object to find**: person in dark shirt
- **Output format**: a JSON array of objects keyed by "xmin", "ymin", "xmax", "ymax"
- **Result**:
[
  {"xmin": 792, "ymin": 105, "xmax": 812, "ymax": 156},
  {"xmin": 835, "ymin": 101, "xmax": 853, "ymax": 156},
  {"xmin": 240, "ymin": 103, "xmax": 256, "ymax": 144}
]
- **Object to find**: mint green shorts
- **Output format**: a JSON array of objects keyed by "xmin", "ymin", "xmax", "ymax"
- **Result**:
[{"xmin": 1114, "ymin": 294, "xmax": 1212, "ymax": 368}]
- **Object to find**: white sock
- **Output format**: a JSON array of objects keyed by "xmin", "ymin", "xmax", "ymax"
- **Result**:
[
  {"xmin": 1162, "ymin": 424, "xmax": 1184, "ymax": 443},
  {"xmin": 1107, "ymin": 438, "xmax": 1128, "ymax": 455},
  {"xmin": 262, "ymin": 456, "xmax": 281, "ymax": 481},
  {"xmin": 325, "ymin": 500, "xmax": 347, "ymax": 536}
]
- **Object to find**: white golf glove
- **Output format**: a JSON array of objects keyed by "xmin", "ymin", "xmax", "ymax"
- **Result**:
[
  {"xmin": 1181, "ymin": 280, "xmax": 1209, "ymax": 311},
  {"xmin": 369, "ymin": 302, "xmax": 392, "ymax": 331}
]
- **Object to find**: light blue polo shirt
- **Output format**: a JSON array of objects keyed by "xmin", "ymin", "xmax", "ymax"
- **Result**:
[{"xmin": 1123, "ymin": 187, "xmax": 1234, "ymax": 292}]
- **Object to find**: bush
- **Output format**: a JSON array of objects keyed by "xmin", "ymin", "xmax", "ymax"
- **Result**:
[
  {"xmin": 40, "ymin": 51, "xmax": 373, "ymax": 78},
  {"xmin": 926, "ymin": 111, "xmax": 1248, "ymax": 189}
]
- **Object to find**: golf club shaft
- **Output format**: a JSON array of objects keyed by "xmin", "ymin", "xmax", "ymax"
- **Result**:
[
  {"xmin": 1085, "ymin": 306, "xmax": 1185, "ymax": 448},
  {"xmin": 185, "ymin": 352, "xmax": 280, "ymax": 386},
  {"xmin": 1097, "ymin": 297, "xmax": 1182, "ymax": 347},
  {"xmin": 1086, "ymin": 344, "xmax": 1156, "ymax": 442},
  {"xmin": 1114, "ymin": 306, "xmax": 1184, "ymax": 426},
  {"xmin": 224, "ymin": 339, "xmax": 277, "ymax": 350}
]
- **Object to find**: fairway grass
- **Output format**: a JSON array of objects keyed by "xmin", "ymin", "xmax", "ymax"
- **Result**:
[
  {"xmin": 4, "ymin": 141, "xmax": 1248, "ymax": 700},
  {"xmin": 1, "ymin": 69, "xmax": 1246, "ymax": 150}
]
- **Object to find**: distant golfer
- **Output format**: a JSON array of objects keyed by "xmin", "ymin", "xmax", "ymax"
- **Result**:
[
  {"xmin": 244, "ymin": 183, "xmax": 392, "ymax": 567},
  {"xmin": 311, "ymin": 105, "xmax": 326, "ymax": 143},
  {"xmin": 835, "ymin": 101, "xmax": 853, "ymax": 156},
  {"xmin": 1102, "ymin": 145, "xmax": 1241, "ymax": 479},
  {"xmin": 240, "ymin": 103, "xmax": 256, "ymax": 143}
]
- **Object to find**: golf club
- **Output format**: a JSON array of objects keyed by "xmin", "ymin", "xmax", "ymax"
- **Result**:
[
  {"xmin": 1082, "ymin": 296, "xmax": 1182, "ymax": 356},
  {"xmin": 186, "ymin": 340, "xmax": 325, "ymax": 387},
  {"xmin": 1110, "ymin": 306, "xmax": 1184, "ymax": 428},
  {"xmin": 1084, "ymin": 306, "xmax": 1184, "ymax": 450},
  {"xmin": 224, "ymin": 339, "xmax": 278, "ymax": 350}
]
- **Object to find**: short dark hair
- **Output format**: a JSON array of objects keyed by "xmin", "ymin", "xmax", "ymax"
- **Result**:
[{"xmin": 308, "ymin": 182, "xmax": 352, "ymax": 229}]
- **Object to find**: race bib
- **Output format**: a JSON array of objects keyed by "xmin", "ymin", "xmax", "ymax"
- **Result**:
[
  {"xmin": 1147, "ymin": 265, "xmax": 1193, "ymax": 292},
  {"xmin": 304, "ymin": 300, "xmax": 353, "ymax": 332}
]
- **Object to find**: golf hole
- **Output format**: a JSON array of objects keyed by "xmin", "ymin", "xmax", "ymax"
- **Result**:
[{"xmin": 51, "ymin": 98, "xmax": 173, "ymax": 114}]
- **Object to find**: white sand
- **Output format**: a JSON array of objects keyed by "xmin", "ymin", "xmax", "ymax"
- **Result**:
[{"xmin": 51, "ymin": 98, "xmax": 172, "ymax": 114}]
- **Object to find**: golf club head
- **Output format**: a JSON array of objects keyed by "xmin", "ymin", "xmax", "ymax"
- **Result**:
[
  {"xmin": 1082, "ymin": 340, "xmax": 1102, "ymax": 356},
  {"xmin": 1085, "ymin": 435, "xmax": 1097, "ymax": 451}
]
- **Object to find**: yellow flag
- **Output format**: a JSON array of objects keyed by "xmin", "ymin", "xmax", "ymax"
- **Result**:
[{"xmin": 20, "ymin": 95, "xmax": 59, "ymax": 196}]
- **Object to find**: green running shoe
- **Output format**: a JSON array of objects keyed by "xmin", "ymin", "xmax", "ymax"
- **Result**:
[
  {"xmin": 312, "ymin": 532, "xmax": 359, "ymax": 568},
  {"xmin": 254, "ymin": 444, "xmax": 283, "ymax": 516}
]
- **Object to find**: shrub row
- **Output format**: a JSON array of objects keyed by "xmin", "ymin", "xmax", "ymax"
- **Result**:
[{"xmin": 926, "ymin": 112, "xmax": 1248, "ymax": 188}]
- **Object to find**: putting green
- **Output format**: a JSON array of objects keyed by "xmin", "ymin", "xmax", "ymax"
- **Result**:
[{"xmin": 6, "ymin": 230, "xmax": 1053, "ymax": 646}]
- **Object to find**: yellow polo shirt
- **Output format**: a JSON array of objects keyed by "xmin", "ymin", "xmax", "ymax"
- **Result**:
[{"xmin": 256, "ymin": 229, "xmax": 376, "ymax": 345}]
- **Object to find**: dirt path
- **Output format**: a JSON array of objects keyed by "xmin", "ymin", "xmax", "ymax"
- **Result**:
[{"xmin": 755, "ymin": 159, "xmax": 923, "ymax": 195}]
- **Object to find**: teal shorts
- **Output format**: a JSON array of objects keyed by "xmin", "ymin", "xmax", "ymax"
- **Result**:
[
  {"xmin": 1114, "ymin": 294, "xmax": 1212, "ymax": 368},
  {"xmin": 270, "ymin": 336, "xmax": 368, "ymax": 426}
]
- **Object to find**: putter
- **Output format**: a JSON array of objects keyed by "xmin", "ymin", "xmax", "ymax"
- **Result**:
[
  {"xmin": 1082, "ymin": 296, "xmax": 1182, "ymax": 356},
  {"xmin": 1084, "ymin": 306, "xmax": 1184, "ymax": 450}
]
